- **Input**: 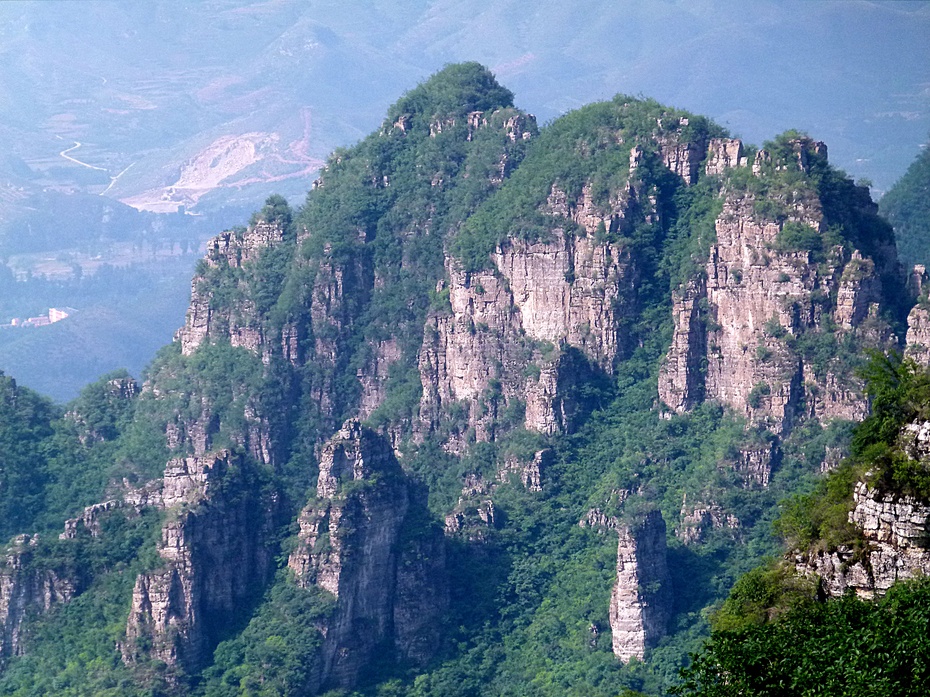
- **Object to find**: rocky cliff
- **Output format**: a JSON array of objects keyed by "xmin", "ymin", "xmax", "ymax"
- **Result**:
[
  {"xmin": 177, "ymin": 222, "xmax": 287, "ymax": 359},
  {"xmin": 661, "ymin": 138, "xmax": 890, "ymax": 429},
  {"xmin": 905, "ymin": 302, "xmax": 930, "ymax": 366},
  {"xmin": 798, "ymin": 479, "xmax": 930, "ymax": 600},
  {"xmin": 0, "ymin": 536, "xmax": 77, "ymax": 665},
  {"xmin": 659, "ymin": 135, "xmax": 901, "ymax": 485},
  {"xmin": 122, "ymin": 451, "xmax": 276, "ymax": 675},
  {"xmin": 287, "ymin": 420, "xmax": 446, "ymax": 692},
  {"xmin": 581, "ymin": 506, "xmax": 671, "ymax": 662}
]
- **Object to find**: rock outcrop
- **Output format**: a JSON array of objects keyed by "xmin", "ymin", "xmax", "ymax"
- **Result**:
[
  {"xmin": 287, "ymin": 420, "xmax": 446, "ymax": 692},
  {"xmin": 122, "ymin": 451, "xmax": 276, "ymax": 675},
  {"xmin": 705, "ymin": 138, "xmax": 747, "ymax": 177},
  {"xmin": 676, "ymin": 494, "xmax": 740, "ymax": 545},
  {"xmin": 608, "ymin": 511, "xmax": 672, "ymax": 662},
  {"xmin": 798, "ymin": 480, "xmax": 930, "ymax": 600},
  {"xmin": 659, "ymin": 138, "xmax": 898, "ymax": 462},
  {"xmin": 498, "ymin": 448, "xmax": 553, "ymax": 492},
  {"xmin": 177, "ymin": 222, "xmax": 286, "ymax": 358},
  {"xmin": 581, "ymin": 506, "xmax": 671, "ymax": 662},
  {"xmin": 797, "ymin": 418, "xmax": 930, "ymax": 599},
  {"xmin": 0, "ymin": 536, "xmax": 77, "ymax": 665},
  {"xmin": 418, "ymin": 203, "xmax": 634, "ymax": 447},
  {"xmin": 905, "ymin": 304, "xmax": 930, "ymax": 367}
]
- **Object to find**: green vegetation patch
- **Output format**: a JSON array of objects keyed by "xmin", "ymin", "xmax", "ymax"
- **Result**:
[{"xmin": 674, "ymin": 576, "xmax": 930, "ymax": 697}]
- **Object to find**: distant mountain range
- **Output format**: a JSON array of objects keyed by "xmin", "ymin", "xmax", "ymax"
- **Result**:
[{"xmin": 1, "ymin": 0, "xmax": 927, "ymax": 225}]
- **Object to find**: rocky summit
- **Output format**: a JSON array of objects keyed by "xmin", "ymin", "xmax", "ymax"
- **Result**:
[{"xmin": 0, "ymin": 63, "xmax": 926, "ymax": 696}]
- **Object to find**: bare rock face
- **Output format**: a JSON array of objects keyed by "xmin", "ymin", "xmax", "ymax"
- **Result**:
[
  {"xmin": 676, "ymin": 494, "xmax": 740, "ymax": 545},
  {"xmin": 797, "ymin": 418, "xmax": 930, "ymax": 598},
  {"xmin": 358, "ymin": 339, "xmax": 403, "ymax": 420},
  {"xmin": 798, "ymin": 481, "xmax": 930, "ymax": 599},
  {"xmin": 607, "ymin": 511, "xmax": 672, "ymax": 662},
  {"xmin": 494, "ymin": 220, "xmax": 632, "ymax": 371},
  {"xmin": 498, "ymin": 448, "xmax": 553, "ymax": 492},
  {"xmin": 287, "ymin": 420, "xmax": 446, "ymax": 692},
  {"xmin": 733, "ymin": 441, "xmax": 779, "ymax": 488},
  {"xmin": 177, "ymin": 221, "xmax": 286, "ymax": 357},
  {"xmin": 0, "ymin": 536, "xmax": 77, "ymax": 665},
  {"xmin": 659, "ymin": 186, "xmax": 891, "ymax": 437},
  {"xmin": 658, "ymin": 277, "xmax": 707, "ymax": 413},
  {"xmin": 905, "ymin": 304, "xmax": 930, "ymax": 367},
  {"xmin": 418, "ymin": 216, "xmax": 633, "ymax": 446},
  {"xmin": 60, "ymin": 500, "xmax": 121, "ymax": 539},
  {"xmin": 579, "ymin": 505, "xmax": 671, "ymax": 662},
  {"xmin": 705, "ymin": 138, "xmax": 747, "ymax": 176},
  {"xmin": 656, "ymin": 119, "xmax": 711, "ymax": 185},
  {"xmin": 122, "ymin": 451, "xmax": 276, "ymax": 675}
]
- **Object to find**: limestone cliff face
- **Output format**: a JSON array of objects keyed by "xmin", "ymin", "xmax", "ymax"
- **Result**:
[
  {"xmin": 287, "ymin": 420, "xmax": 446, "ymax": 692},
  {"xmin": 608, "ymin": 511, "xmax": 671, "ymax": 662},
  {"xmin": 581, "ymin": 507, "xmax": 671, "ymax": 662},
  {"xmin": 659, "ymin": 138, "xmax": 897, "ymax": 472},
  {"xmin": 418, "ymin": 195, "xmax": 634, "ymax": 446},
  {"xmin": 798, "ymin": 481, "xmax": 930, "ymax": 600},
  {"xmin": 905, "ymin": 304, "xmax": 930, "ymax": 366},
  {"xmin": 676, "ymin": 494, "xmax": 740, "ymax": 545},
  {"xmin": 657, "ymin": 120, "xmax": 712, "ymax": 185},
  {"xmin": 177, "ymin": 222, "xmax": 286, "ymax": 358},
  {"xmin": 797, "ymin": 420, "xmax": 930, "ymax": 599},
  {"xmin": 704, "ymin": 138, "xmax": 747, "ymax": 177},
  {"xmin": 658, "ymin": 278, "xmax": 707, "ymax": 413},
  {"xmin": 122, "ymin": 451, "xmax": 276, "ymax": 674},
  {"xmin": 0, "ymin": 536, "xmax": 77, "ymax": 665}
]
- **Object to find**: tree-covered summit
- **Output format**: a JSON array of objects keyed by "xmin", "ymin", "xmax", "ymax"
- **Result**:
[{"xmin": 386, "ymin": 61, "xmax": 516, "ymax": 129}]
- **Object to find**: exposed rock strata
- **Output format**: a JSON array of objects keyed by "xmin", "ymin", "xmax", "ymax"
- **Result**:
[
  {"xmin": 659, "ymin": 196, "xmax": 889, "ymax": 436},
  {"xmin": 608, "ymin": 511, "xmax": 671, "ymax": 662},
  {"xmin": 177, "ymin": 222, "xmax": 286, "ymax": 357},
  {"xmin": 905, "ymin": 304, "xmax": 930, "ymax": 367},
  {"xmin": 676, "ymin": 495, "xmax": 740, "ymax": 545},
  {"xmin": 122, "ymin": 451, "xmax": 276, "ymax": 674},
  {"xmin": 798, "ymin": 481, "xmax": 930, "ymax": 599},
  {"xmin": 418, "ymin": 217, "xmax": 632, "ymax": 445},
  {"xmin": 0, "ymin": 536, "xmax": 77, "ymax": 664},
  {"xmin": 797, "ymin": 418, "xmax": 930, "ymax": 598},
  {"xmin": 498, "ymin": 448, "xmax": 553, "ymax": 492},
  {"xmin": 657, "ymin": 278, "xmax": 706, "ymax": 413},
  {"xmin": 705, "ymin": 138, "xmax": 747, "ymax": 176},
  {"xmin": 581, "ymin": 506, "xmax": 671, "ymax": 662},
  {"xmin": 287, "ymin": 420, "xmax": 446, "ymax": 692}
]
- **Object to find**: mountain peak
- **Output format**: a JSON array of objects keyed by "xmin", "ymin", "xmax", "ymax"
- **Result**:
[{"xmin": 387, "ymin": 62, "xmax": 515, "ymax": 126}]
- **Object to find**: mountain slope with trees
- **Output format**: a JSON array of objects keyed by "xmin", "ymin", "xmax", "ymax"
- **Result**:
[{"xmin": 0, "ymin": 64, "xmax": 921, "ymax": 697}]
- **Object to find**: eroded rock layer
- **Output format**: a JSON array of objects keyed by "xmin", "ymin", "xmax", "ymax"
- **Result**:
[
  {"xmin": 659, "ymin": 138, "xmax": 899, "ymax": 453},
  {"xmin": 609, "ymin": 511, "xmax": 672, "ymax": 662},
  {"xmin": 122, "ymin": 451, "xmax": 276, "ymax": 674},
  {"xmin": 287, "ymin": 420, "xmax": 447, "ymax": 692},
  {"xmin": 0, "ymin": 536, "xmax": 77, "ymax": 665}
]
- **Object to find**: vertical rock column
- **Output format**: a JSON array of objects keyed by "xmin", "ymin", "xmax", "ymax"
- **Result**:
[
  {"xmin": 609, "ymin": 511, "xmax": 671, "ymax": 662},
  {"xmin": 122, "ymin": 451, "xmax": 276, "ymax": 675},
  {"xmin": 288, "ymin": 419, "xmax": 447, "ymax": 692}
]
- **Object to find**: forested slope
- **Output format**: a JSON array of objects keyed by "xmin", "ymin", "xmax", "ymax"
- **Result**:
[{"xmin": 0, "ymin": 64, "xmax": 921, "ymax": 697}]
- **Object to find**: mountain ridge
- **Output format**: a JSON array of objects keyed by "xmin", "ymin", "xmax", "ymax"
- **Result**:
[{"xmin": 0, "ymin": 63, "xmax": 924, "ymax": 696}]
